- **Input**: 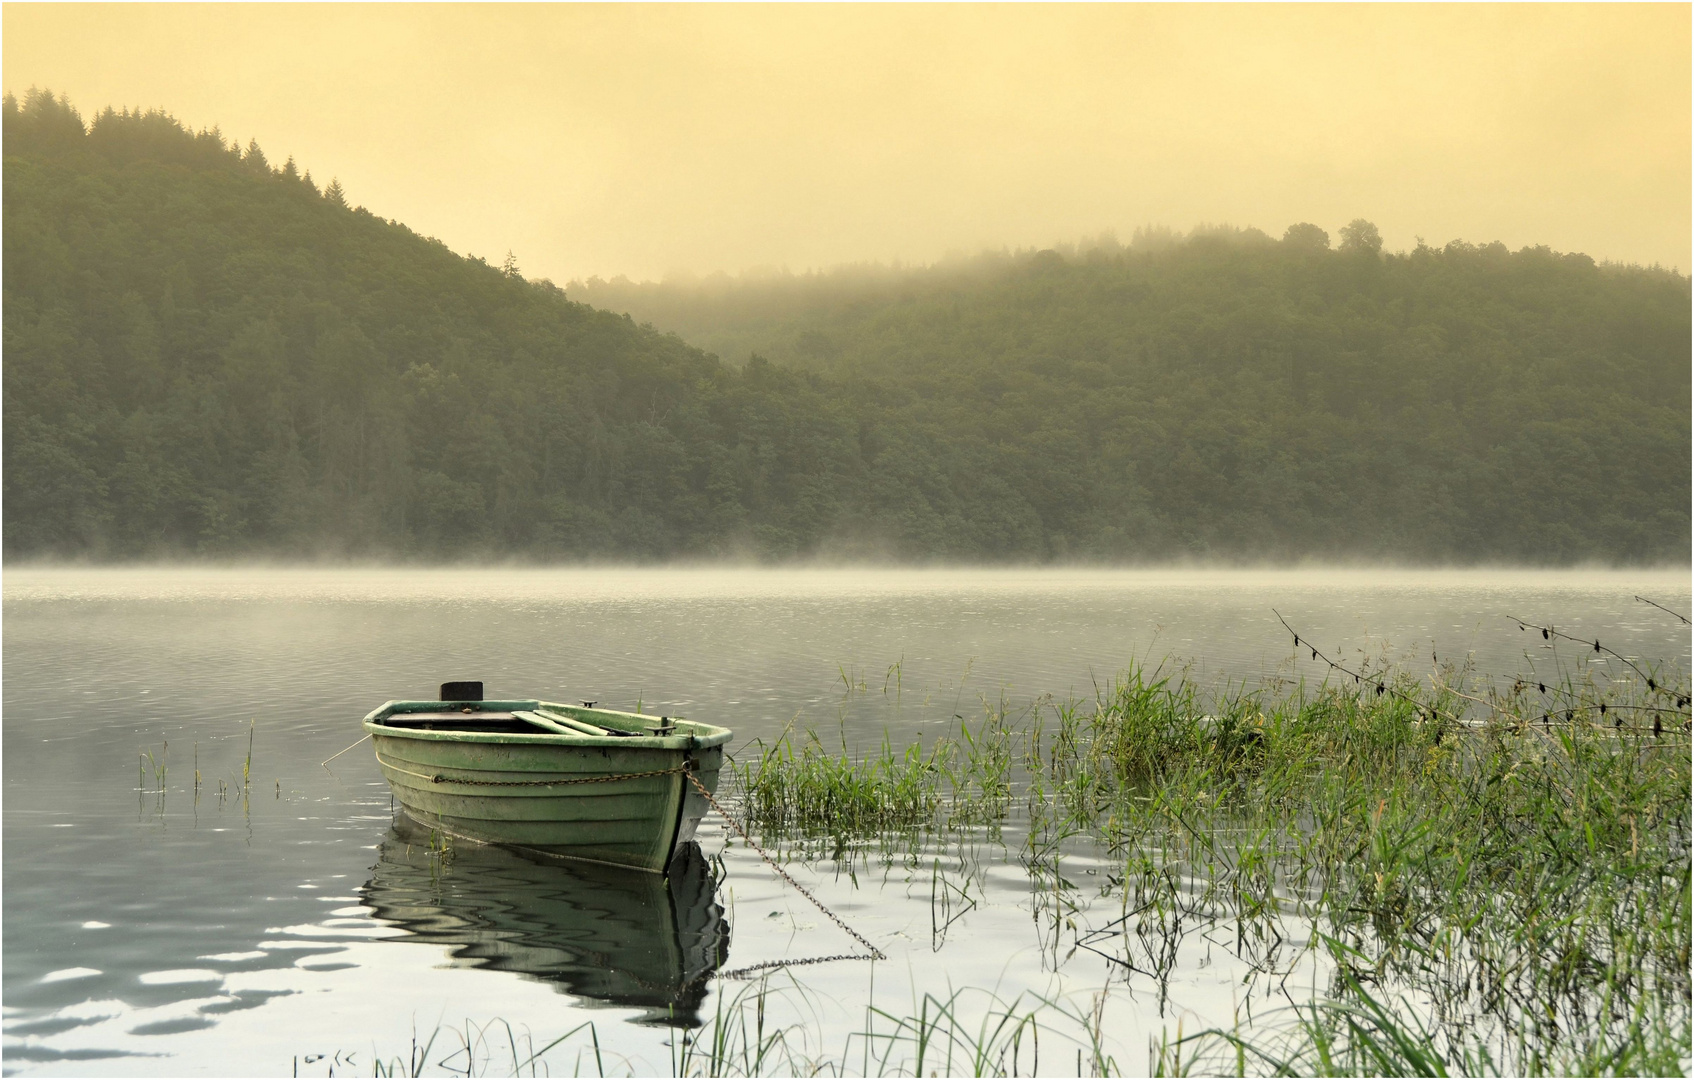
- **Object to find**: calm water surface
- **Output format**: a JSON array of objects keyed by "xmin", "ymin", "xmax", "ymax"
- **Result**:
[{"xmin": 4, "ymin": 566, "xmax": 1688, "ymax": 1075}]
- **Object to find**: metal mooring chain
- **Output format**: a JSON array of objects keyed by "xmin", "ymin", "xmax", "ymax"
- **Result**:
[
  {"xmin": 683, "ymin": 771, "xmax": 887, "ymax": 962},
  {"xmin": 430, "ymin": 765, "xmax": 688, "ymax": 787},
  {"xmin": 715, "ymin": 954, "xmax": 880, "ymax": 981},
  {"xmin": 375, "ymin": 754, "xmax": 687, "ymax": 788}
]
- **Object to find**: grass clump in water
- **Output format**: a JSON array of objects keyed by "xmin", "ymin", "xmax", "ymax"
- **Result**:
[
  {"xmin": 1070, "ymin": 660, "xmax": 1691, "ymax": 1074},
  {"xmin": 739, "ymin": 729, "xmax": 945, "ymax": 834},
  {"xmin": 738, "ymin": 692, "xmax": 1033, "ymax": 837},
  {"xmin": 1155, "ymin": 936, "xmax": 1693, "ymax": 1077}
]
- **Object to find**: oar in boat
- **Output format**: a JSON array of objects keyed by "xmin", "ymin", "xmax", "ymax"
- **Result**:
[{"xmin": 513, "ymin": 709, "xmax": 612, "ymax": 737}]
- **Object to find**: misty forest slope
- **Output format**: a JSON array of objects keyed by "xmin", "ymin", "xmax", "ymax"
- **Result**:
[
  {"xmin": 578, "ymin": 237, "xmax": 1692, "ymax": 563},
  {"xmin": 5, "ymin": 90, "xmax": 1689, "ymax": 563}
]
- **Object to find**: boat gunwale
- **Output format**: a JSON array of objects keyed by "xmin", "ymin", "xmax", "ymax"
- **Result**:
[{"xmin": 363, "ymin": 699, "xmax": 732, "ymax": 751}]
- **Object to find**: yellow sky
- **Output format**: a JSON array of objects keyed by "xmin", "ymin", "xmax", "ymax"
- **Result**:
[{"xmin": 5, "ymin": 4, "xmax": 1689, "ymax": 281}]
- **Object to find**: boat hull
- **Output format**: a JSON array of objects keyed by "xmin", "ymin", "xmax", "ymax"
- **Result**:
[{"xmin": 365, "ymin": 701, "xmax": 730, "ymax": 873}]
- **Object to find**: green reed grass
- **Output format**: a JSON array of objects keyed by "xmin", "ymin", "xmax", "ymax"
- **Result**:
[
  {"xmin": 736, "ymin": 693, "xmax": 1037, "ymax": 837},
  {"xmin": 731, "ymin": 648, "xmax": 1691, "ymax": 1076},
  {"xmin": 1156, "ymin": 935, "xmax": 1692, "ymax": 1077},
  {"xmin": 739, "ymin": 729, "xmax": 945, "ymax": 834}
]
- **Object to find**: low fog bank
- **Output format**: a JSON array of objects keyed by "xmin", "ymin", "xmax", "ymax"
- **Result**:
[
  {"xmin": 7, "ymin": 555, "xmax": 1690, "ymax": 583},
  {"xmin": 8, "ymin": 562, "xmax": 1688, "ymax": 644}
]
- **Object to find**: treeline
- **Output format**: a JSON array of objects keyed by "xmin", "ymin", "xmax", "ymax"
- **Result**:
[{"xmin": 4, "ymin": 89, "xmax": 1688, "ymax": 563}]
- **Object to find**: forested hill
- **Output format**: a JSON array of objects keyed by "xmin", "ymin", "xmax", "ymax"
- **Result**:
[
  {"xmin": 579, "ymin": 231, "xmax": 1692, "ymax": 564},
  {"xmin": 5, "ymin": 91, "xmax": 1689, "ymax": 564}
]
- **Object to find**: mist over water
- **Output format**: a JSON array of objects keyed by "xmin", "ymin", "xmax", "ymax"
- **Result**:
[
  {"xmin": 7, "ymin": 565, "xmax": 1687, "ymax": 703},
  {"xmin": 3, "ymin": 565, "xmax": 1687, "ymax": 1074}
]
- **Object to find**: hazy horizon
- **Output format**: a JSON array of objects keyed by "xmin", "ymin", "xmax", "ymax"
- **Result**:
[{"xmin": 4, "ymin": 4, "xmax": 1687, "ymax": 282}]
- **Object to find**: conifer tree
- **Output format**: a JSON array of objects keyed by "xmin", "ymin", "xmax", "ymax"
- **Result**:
[
  {"xmin": 501, "ymin": 250, "xmax": 520, "ymax": 278},
  {"xmin": 244, "ymin": 137, "xmax": 268, "ymax": 174},
  {"xmin": 324, "ymin": 177, "xmax": 346, "ymax": 207}
]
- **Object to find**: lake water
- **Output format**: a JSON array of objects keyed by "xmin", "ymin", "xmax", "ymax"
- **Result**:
[{"xmin": 4, "ymin": 566, "xmax": 1688, "ymax": 1076}]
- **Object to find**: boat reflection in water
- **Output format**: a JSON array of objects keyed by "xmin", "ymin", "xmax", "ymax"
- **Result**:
[{"xmin": 361, "ymin": 818, "xmax": 731, "ymax": 1027}]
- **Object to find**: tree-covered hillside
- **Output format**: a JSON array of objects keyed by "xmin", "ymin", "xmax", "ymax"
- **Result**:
[
  {"xmin": 5, "ymin": 90, "xmax": 1688, "ymax": 563},
  {"xmin": 579, "ymin": 231, "xmax": 1692, "ymax": 563},
  {"xmin": 3, "ymin": 91, "xmax": 857, "ymax": 560}
]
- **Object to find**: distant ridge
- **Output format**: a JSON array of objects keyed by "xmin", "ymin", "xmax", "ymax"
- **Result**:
[{"xmin": 5, "ymin": 90, "xmax": 1689, "ymax": 563}]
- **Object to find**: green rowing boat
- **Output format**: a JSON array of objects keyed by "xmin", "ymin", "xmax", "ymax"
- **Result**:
[{"xmin": 365, "ymin": 682, "xmax": 732, "ymax": 873}]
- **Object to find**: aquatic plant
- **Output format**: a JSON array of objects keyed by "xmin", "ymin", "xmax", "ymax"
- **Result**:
[
  {"xmin": 1156, "ymin": 936, "xmax": 1693, "ymax": 1077},
  {"xmin": 727, "ymin": 633, "xmax": 1691, "ymax": 1076},
  {"xmin": 738, "ymin": 727, "xmax": 946, "ymax": 835}
]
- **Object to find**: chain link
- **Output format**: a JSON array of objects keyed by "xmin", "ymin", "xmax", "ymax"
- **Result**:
[
  {"xmin": 433, "ymin": 765, "xmax": 688, "ymax": 787},
  {"xmin": 716, "ymin": 954, "xmax": 878, "ymax": 981},
  {"xmin": 374, "ymin": 753, "xmax": 688, "ymax": 789}
]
